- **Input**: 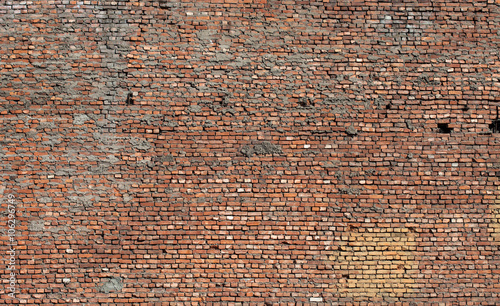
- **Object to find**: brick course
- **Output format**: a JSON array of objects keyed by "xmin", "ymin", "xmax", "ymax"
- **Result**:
[{"xmin": 0, "ymin": 0, "xmax": 499, "ymax": 304}]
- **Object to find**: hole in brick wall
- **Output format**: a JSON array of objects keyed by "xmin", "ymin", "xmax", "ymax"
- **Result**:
[
  {"xmin": 126, "ymin": 92, "xmax": 133, "ymax": 105},
  {"xmin": 490, "ymin": 106, "xmax": 500, "ymax": 133},
  {"xmin": 385, "ymin": 103, "xmax": 391, "ymax": 110},
  {"xmin": 158, "ymin": 0, "xmax": 170, "ymax": 9},
  {"xmin": 462, "ymin": 105, "xmax": 469, "ymax": 112},
  {"xmin": 438, "ymin": 123, "xmax": 452, "ymax": 134},
  {"xmin": 490, "ymin": 120, "xmax": 500, "ymax": 133},
  {"xmin": 298, "ymin": 97, "xmax": 309, "ymax": 107}
]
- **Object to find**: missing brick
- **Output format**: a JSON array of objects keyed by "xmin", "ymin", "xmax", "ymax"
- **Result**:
[
  {"xmin": 490, "ymin": 120, "xmax": 500, "ymax": 133},
  {"xmin": 438, "ymin": 123, "xmax": 452, "ymax": 134},
  {"xmin": 489, "ymin": 106, "xmax": 500, "ymax": 133},
  {"xmin": 298, "ymin": 97, "xmax": 312, "ymax": 107},
  {"xmin": 126, "ymin": 92, "xmax": 134, "ymax": 105}
]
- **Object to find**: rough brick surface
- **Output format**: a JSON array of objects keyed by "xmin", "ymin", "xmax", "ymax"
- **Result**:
[{"xmin": 0, "ymin": 0, "xmax": 499, "ymax": 305}]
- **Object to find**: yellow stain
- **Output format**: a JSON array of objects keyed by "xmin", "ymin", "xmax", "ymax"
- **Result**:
[
  {"xmin": 491, "ymin": 189, "xmax": 500, "ymax": 243},
  {"xmin": 328, "ymin": 229, "xmax": 417, "ymax": 301}
]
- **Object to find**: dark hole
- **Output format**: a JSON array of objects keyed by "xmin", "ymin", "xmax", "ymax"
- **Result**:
[
  {"xmin": 438, "ymin": 123, "xmax": 452, "ymax": 134},
  {"xmin": 159, "ymin": 0, "xmax": 170, "ymax": 8},
  {"xmin": 462, "ymin": 105, "xmax": 469, "ymax": 112},
  {"xmin": 489, "ymin": 120, "xmax": 500, "ymax": 133},
  {"xmin": 385, "ymin": 103, "xmax": 391, "ymax": 110},
  {"xmin": 126, "ymin": 93, "xmax": 133, "ymax": 105},
  {"xmin": 298, "ymin": 99, "xmax": 309, "ymax": 107}
]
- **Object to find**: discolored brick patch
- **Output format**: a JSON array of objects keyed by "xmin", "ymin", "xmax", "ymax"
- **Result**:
[{"xmin": 330, "ymin": 229, "xmax": 417, "ymax": 302}]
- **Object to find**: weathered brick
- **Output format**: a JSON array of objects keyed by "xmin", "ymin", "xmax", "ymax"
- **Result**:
[{"xmin": 0, "ymin": 0, "xmax": 499, "ymax": 305}]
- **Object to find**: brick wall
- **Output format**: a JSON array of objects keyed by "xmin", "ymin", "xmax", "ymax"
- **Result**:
[{"xmin": 1, "ymin": 0, "xmax": 499, "ymax": 304}]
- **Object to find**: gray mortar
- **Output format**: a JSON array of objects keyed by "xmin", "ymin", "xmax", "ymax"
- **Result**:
[
  {"xmin": 38, "ymin": 197, "xmax": 53, "ymax": 204},
  {"xmin": 405, "ymin": 119, "xmax": 415, "ymax": 130},
  {"xmin": 92, "ymin": 3, "xmax": 134, "ymax": 104},
  {"xmin": 240, "ymin": 145, "xmax": 254, "ymax": 157},
  {"xmin": 68, "ymin": 194, "xmax": 99, "ymax": 209},
  {"xmin": 38, "ymin": 121, "xmax": 57, "ymax": 130},
  {"xmin": 373, "ymin": 97, "xmax": 386, "ymax": 109},
  {"xmin": 338, "ymin": 187, "xmax": 361, "ymax": 195},
  {"xmin": 41, "ymin": 135, "xmax": 63, "ymax": 148},
  {"xmin": 241, "ymin": 141, "xmax": 283, "ymax": 157},
  {"xmin": 55, "ymin": 168, "xmax": 77, "ymax": 176},
  {"xmin": 346, "ymin": 125, "xmax": 358, "ymax": 136},
  {"xmin": 196, "ymin": 29, "xmax": 217, "ymax": 42},
  {"xmin": 123, "ymin": 194, "xmax": 133, "ymax": 203},
  {"xmin": 163, "ymin": 120, "xmax": 178, "ymax": 128},
  {"xmin": 106, "ymin": 155, "xmax": 120, "ymax": 164},
  {"xmin": 154, "ymin": 154, "xmax": 176, "ymax": 171},
  {"xmin": 90, "ymin": 164, "xmax": 110, "ymax": 175},
  {"xmin": 162, "ymin": 155, "xmax": 175, "ymax": 163},
  {"xmin": 98, "ymin": 277, "xmax": 123, "ymax": 293},
  {"xmin": 254, "ymin": 143, "xmax": 282, "ymax": 156},
  {"xmin": 187, "ymin": 105, "xmax": 203, "ymax": 113},
  {"xmin": 135, "ymin": 159, "xmax": 154, "ymax": 170},
  {"xmin": 130, "ymin": 138, "xmax": 152, "ymax": 151},
  {"xmin": 28, "ymin": 220, "xmax": 45, "ymax": 232}
]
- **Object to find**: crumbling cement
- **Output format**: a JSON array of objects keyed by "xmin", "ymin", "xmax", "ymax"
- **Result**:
[
  {"xmin": 73, "ymin": 114, "xmax": 90, "ymax": 125},
  {"xmin": 241, "ymin": 141, "xmax": 283, "ymax": 157},
  {"xmin": 346, "ymin": 125, "xmax": 358, "ymax": 136},
  {"xmin": 130, "ymin": 137, "xmax": 152, "ymax": 151},
  {"xmin": 98, "ymin": 277, "xmax": 123, "ymax": 293},
  {"xmin": 28, "ymin": 220, "xmax": 45, "ymax": 232}
]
